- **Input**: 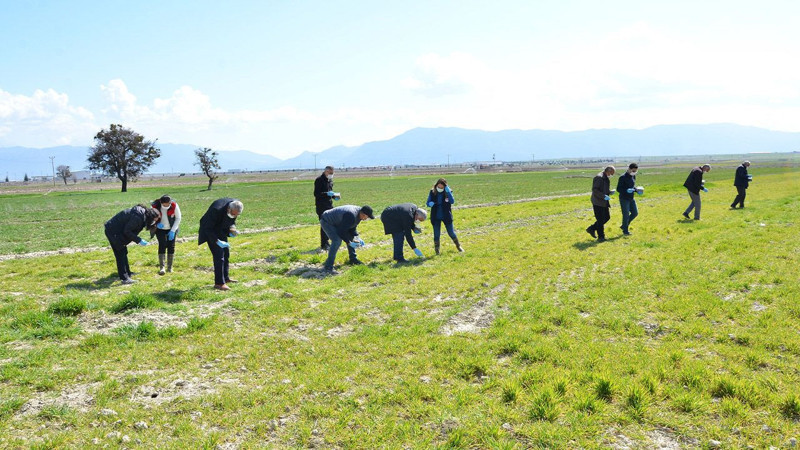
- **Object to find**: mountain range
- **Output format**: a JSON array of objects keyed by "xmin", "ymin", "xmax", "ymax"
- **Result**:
[{"xmin": 2, "ymin": 124, "xmax": 799, "ymax": 180}]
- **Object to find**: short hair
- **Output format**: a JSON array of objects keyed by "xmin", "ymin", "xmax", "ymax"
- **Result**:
[
  {"xmin": 702, "ymin": 164, "xmax": 711, "ymax": 170},
  {"xmin": 228, "ymin": 200, "xmax": 244, "ymax": 214},
  {"xmin": 743, "ymin": 161, "xmax": 751, "ymax": 166},
  {"xmin": 159, "ymin": 195, "xmax": 171, "ymax": 204},
  {"xmin": 628, "ymin": 163, "xmax": 638, "ymax": 170},
  {"xmin": 604, "ymin": 166, "xmax": 616, "ymax": 174},
  {"xmin": 415, "ymin": 208, "xmax": 427, "ymax": 221},
  {"xmin": 324, "ymin": 166, "xmax": 334, "ymax": 171}
]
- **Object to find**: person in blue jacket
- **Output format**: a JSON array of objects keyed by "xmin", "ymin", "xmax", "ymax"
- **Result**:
[
  {"xmin": 731, "ymin": 161, "xmax": 751, "ymax": 209},
  {"xmin": 616, "ymin": 163, "xmax": 641, "ymax": 236},
  {"xmin": 319, "ymin": 205, "xmax": 374, "ymax": 274},
  {"xmin": 104, "ymin": 204, "xmax": 160, "ymax": 285},
  {"xmin": 426, "ymin": 178, "xmax": 464, "ymax": 254}
]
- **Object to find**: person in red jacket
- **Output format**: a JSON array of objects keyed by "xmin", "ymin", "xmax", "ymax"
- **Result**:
[{"xmin": 151, "ymin": 195, "xmax": 182, "ymax": 275}]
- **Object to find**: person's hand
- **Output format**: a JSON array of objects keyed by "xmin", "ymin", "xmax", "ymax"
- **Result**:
[
  {"xmin": 413, "ymin": 248, "xmax": 424, "ymax": 257},
  {"xmin": 356, "ymin": 237, "xmax": 365, "ymax": 246},
  {"xmin": 157, "ymin": 223, "xmax": 166, "ymax": 229},
  {"xmin": 413, "ymin": 227, "xmax": 422, "ymax": 234},
  {"xmin": 702, "ymin": 187, "xmax": 709, "ymax": 193},
  {"xmin": 138, "ymin": 239, "xmax": 149, "ymax": 246},
  {"xmin": 427, "ymin": 201, "xmax": 434, "ymax": 207},
  {"xmin": 216, "ymin": 239, "xmax": 230, "ymax": 248},
  {"xmin": 167, "ymin": 231, "xmax": 175, "ymax": 241},
  {"xmin": 626, "ymin": 188, "xmax": 635, "ymax": 193},
  {"xmin": 444, "ymin": 186, "xmax": 452, "ymax": 194},
  {"xmin": 603, "ymin": 195, "xmax": 610, "ymax": 201},
  {"xmin": 326, "ymin": 191, "xmax": 335, "ymax": 197},
  {"xmin": 348, "ymin": 241, "xmax": 360, "ymax": 249}
]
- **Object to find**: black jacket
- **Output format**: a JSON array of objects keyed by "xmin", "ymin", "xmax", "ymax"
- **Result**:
[
  {"xmin": 591, "ymin": 172, "xmax": 612, "ymax": 207},
  {"xmin": 104, "ymin": 205, "xmax": 149, "ymax": 246},
  {"xmin": 683, "ymin": 167, "xmax": 705, "ymax": 194},
  {"xmin": 313, "ymin": 173, "xmax": 334, "ymax": 210},
  {"xmin": 734, "ymin": 165, "xmax": 749, "ymax": 188},
  {"xmin": 198, "ymin": 198, "xmax": 239, "ymax": 245},
  {"xmin": 381, "ymin": 203, "xmax": 419, "ymax": 235},
  {"xmin": 616, "ymin": 172, "xmax": 636, "ymax": 200}
]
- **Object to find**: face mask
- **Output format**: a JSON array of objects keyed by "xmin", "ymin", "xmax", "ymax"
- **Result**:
[
  {"xmin": 161, "ymin": 204, "xmax": 170, "ymax": 209},
  {"xmin": 436, "ymin": 187, "xmax": 444, "ymax": 193},
  {"xmin": 326, "ymin": 174, "xmax": 333, "ymax": 180},
  {"xmin": 414, "ymin": 220, "xmax": 422, "ymax": 227},
  {"xmin": 630, "ymin": 171, "xmax": 637, "ymax": 176},
  {"xmin": 227, "ymin": 213, "xmax": 235, "ymax": 219}
]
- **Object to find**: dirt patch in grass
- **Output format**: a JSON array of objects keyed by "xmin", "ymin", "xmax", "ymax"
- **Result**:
[
  {"xmin": 286, "ymin": 263, "xmax": 331, "ymax": 279},
  {"xmin": 603, "ymin": 427, "xmax": 697, "ymax": 449},
  {"xmin": 131, "ymin": 375, "xmax": 242, "ymax": 405},
  {"xmin": 76, "ymin": 299, "xmax": 236, "ymax": 334},
  {"xmin": 16, "ymin": 382, "xmax": 101, "ymax": 417},
  {"xmin": 440, "ymin": 284, "xmax": 506, "ymax": 336}
]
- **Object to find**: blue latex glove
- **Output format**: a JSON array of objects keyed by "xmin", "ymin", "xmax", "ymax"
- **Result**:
[
  {"xmin": 702, "ymin": 187, "xmax": 709, "ymax": 193},
  {"xmin": 157, "ymin": 223, "xmax": 166, "ymax": 229},
  {"xmin": 427, "ymin": 201, "xmax": 434, "ymax": 207},
  {"xmin": 626, "ymin": 188, "xmax": 635, "ymax": 194},
  {"xmin": 413, "ymin": 228, "xmax": 422, "ymax": 234},
  {"xmin": 216, "ymin": 239, "xmax": 230, "ymax": 249},
  {"xmin": 413, "ymin": 248, "xmax": 423, "ymax": 257},
  {"xmin": 167, "ymin": 231, "xmax": 175, "ymax": 241},
  {"xmin": 228, "ymin": 232, "xmax": 236, "ymax": 238},
  {"xmin": 603, "ymin": 195, "xmax": 610, "ymax": 201},
  {"xmin": 326, "ymin": 191, "xmax": 335, "ymax": 197},
  {"xmin": 138, "ymin": 239, "xmax": 148, "ymax": 246},
  {"xmin": 635, "ymin": 190, "xmax": 642, "ymax": 195},
  {"xmin": 444, "ymin": 185, "xmax": 452, "ymax": 194},
  {"xmin": 348, "ymin": 241, "xmax": 360, "ymax": 249}
]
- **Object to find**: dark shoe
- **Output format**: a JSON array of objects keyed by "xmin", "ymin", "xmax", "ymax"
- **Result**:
[
  {"xmin": 347, "ymin": 259, "xmax": 364, "ymax": 265},
  {"xmin": 597, "ymin": 237, "xmax": 606, "ymax": 243},
  {"xmin": 434, "ymin": 240, "xmax": 440, "ymax": 255},
  {"xmin": 694, "ymin": 218, "xmax": 701, "ymax": 221},
  {"xmin": 225, "ymin": 278, "xmax": 238, "ymax": 283},
  {"xmin": 395, "ymin": 258, "xmax": 409, "ymax": 264},
  {"xmin": 121, "ymin": 278, "xmax": 136, "ymax": 285},
  {"xmin": 682, "ymin": 213, "xmax": 690, "ymax": 220},
  {"xmin": 214, "ymin": 284, "xmax": 231, "ymax": 291},
  {"xmin": 586, "ymin": 226, "xmax": 596, "ymax": 238},
  {"xmin": 452, "ymin": 238, "xmax": 464, "ymax": 252},
  {"xmin": 322, "ymin": 267, "xmax": 339, "ymax": 275},
  {"xmin": 622, "ymin": 231, "xmax": 632, "ymax": 236}
]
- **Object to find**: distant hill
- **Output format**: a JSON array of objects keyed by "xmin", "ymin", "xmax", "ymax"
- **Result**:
[{"xmin": 2, "ymin": 124, "xmax": 799, "ymax": 179}]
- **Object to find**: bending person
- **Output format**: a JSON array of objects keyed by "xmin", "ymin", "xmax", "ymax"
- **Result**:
[
  {"xmin": 198, "ymin": 198, "xmax": 243, "ymax": 291},
  {"xmin": 104, "ymin": 204, "xmax": 160, "ymax": 285},
  {"xmin": 380, "ymin": 203, "xmax": 427, "ymax": 263}
]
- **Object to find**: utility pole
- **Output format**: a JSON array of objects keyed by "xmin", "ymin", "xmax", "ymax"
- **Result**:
[
  {"xmin": 49, "ymin": 156, "xmax": 56, "ymax": 186},
  {"xmin": 314, "ymin": 154, "xmax": 317, "ymax": 171},
  {"xmin": 447, "ymin": 154, "xmax": 450, "ymax": 167}
]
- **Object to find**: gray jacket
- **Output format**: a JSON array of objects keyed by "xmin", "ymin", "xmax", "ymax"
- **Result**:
[{"xmin": 320, "ymin": 205, "xmax": 362, "ymax": 242}]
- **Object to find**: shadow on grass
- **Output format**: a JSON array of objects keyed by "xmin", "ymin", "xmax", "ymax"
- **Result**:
[
  {"xmin": 392, "ymin": 258, "xmax": 426, "ymax": 268},
  {"xmin": 63, "ymin": 274, "xmax": 118, "ymax": 291},
  {"xmin": 572, "ymin": 236, "xmax": 623, "ymax": 251}
]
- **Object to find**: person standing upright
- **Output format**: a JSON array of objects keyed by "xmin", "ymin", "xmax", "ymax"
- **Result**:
[
  {"xmin": 682, "ymin": 164, "xmax": 711, "ymax": 220},
  {"xmin": 425, "ymin": 178, "xmax": 464, "ymax": 254},
  {"xmin": 198, "ymin": 198, "xmax": 243, "ymax": 291},
  {"xmin": 151, "ymin": 194, "xmax": 182, "ymax": 275},
  {"xmin": 586, "ymin": 166, "xmax": 616, "ymax": 242},
  {"xmin": 314, "ymin": 166, "xmax": 337, "ymax": 251},
  {"xmin": 616, "ymin": 164, "xmax": 640, "ymax": 236},
  {"xmin": 731, "ymin": 161, "xmax": 751, "ymax": 209}
]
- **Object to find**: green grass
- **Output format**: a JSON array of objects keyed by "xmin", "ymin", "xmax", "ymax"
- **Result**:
[{"xmin": 0, "ymin": 164, "xmax": 799, "ymax": 447}]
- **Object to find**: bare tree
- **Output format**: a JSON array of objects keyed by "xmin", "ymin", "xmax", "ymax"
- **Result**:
[
  {"xmin": 87, "ymin": 124, "xmax": 160, "ymax": 192},
  {"xmin": 56, "ymin": 165, "xmax": 72, "ymax": 185},
  {"xmin": 194, "ymin": 147, "xmax": 221, "ymax": 190}
]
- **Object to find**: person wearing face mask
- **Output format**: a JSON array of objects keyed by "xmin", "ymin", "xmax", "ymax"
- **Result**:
[
  {"xmin": 104, "ymin": 204, "xmax": 160, "ymax": 285},
  {"xmin": 198, "ymin": 198, "xmax": 244, "ymax": 291},
  {"xmin": 586, "ymin": 166, "xmax": 616, "ymax": 242},
  {"xmin": 380, "ymin": 203, "xmax": 428, "ymax": 263},
  {"xmin": 313, "ymin": 166, "xmax": 337, "ymax": 251},
  {"xmin": 425, "ymin": 178, "xmax": 463, "ymax": 254},
  {"xmin": 150, "ymin": 195, "xmax": 182, "ymax": 275},
  {"xmin": 616, "ymin": 163, "xmax": 640, "ymax": 236},
  {"xmin": 319, "ymin": 205, "xmax": 375, "ymax": 274},
  {"xmin": 682, "ymin": 164, "xmax": 711, "ymax": 220}
]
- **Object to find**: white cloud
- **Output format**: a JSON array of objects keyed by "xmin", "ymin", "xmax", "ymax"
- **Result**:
[{"xmin": 0, "ymin": 88, "xmax": 96, "ymax": 147}]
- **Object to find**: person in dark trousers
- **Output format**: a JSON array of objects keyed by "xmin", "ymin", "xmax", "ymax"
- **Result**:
[
  {"xmin": 319, "ymin": 205, "xmax": 374, "ymax": 274},
  {"xmin": 150, "ymin": 195, "xmax": 182, "ymax": 275},
  {"xmin": 586, "ymin": 166, "xmax": 616, "ymax": 242},
  {"xmin": 104, "ymin": 204, "xmax": 160, "ymax": 285},
  {"xmin": 731, "ymin": 161, "xmax": 751, "ymax": 209},
  {"xmin": 380, "ymin": 203, "xmax": 428, "ymax": 263},
  {"xmin": 616, "ymin": 163, "xmax": 640, "ymax": 236},
  {"xmin": 198, "ymin": 198, "xmax": 244, "ymax": 291},
  {"xmin": 682, "ymin": 164, "xmax": 711, "ymax": 220},
  {"xmin": 313, "ymin": 166, "xmax": 338, "ymax": 250},
  {"xmin": 426, "ymin": 178, "xmax": 464, "ymax": 254}
]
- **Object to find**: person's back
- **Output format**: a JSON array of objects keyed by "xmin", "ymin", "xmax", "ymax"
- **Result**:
[
  {"xmin": 105, "ymin": 206, "xmax": 146, "ymax": 245},
  {"xmin": 321, "ymin": 205, "xmax": 360, "ymax": 225},
  {"xmin": 381, "ymin": 203, "xmax": 416, "ymax": 234},
  {"xmin": 199, "ymin": 198, "xmax": 236, "ymax": 245},
  {"xmin": 684, "ymin": 167, "xmax": 703, "ymax": 193}
]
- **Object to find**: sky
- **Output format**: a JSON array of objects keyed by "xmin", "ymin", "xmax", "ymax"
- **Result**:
[{"xmin": 1, "ymin": 0, "xmax": 799, "ymax": 158}]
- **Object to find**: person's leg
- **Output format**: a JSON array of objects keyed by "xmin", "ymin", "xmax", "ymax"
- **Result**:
[
  {"xmin": 619, "ymin": 198, "xmax": 631, "ymax": 233},
  {"xmin": 166, "ymin": 231, "xmax": 176, "ymax": 272},
  {"xmin": 592, "ymin": 206, "xmax": 604, "ymax": 239},
  {"xmin": 684, "ymin": 191, "xmax": 696, "ymax": 217},
  {"xmin": 320, "ymin": 221, "xmax": 341, "ymax": 269},
  {"xmin": 628, "ymin": 199, "xmax": 638, "ymax": 225},
  {"xmin": 317, "ymin": 210, "xmax": 330, "ymax": 249},
  {"xmin": 120, "ymin": 245, "xmax": 132, "ymax": 279},
  {"xmin": 431, "ymin": 219, "xmax": 442, "ymax": 254},
  {"xmin": 690, "ymin": 191, "xmax": 702, "ymax": 219},
  {"xmin": 737, "ymin": 186, "xmax": 747, "ymax": 208},
  {"xmin": 207, "ymin": 241, "xmax": 225, "ymax": 285},
  {"xmin": 392, "ymin": 232, "xmax": 405, "ymax": 261},
  {"xmin": 155, "ymin": 230, "xmax": 167, "ymax": 274},
  {"xmin": 223, "ymin": 247, "xmax": 230, "ymax": 282},
  {"xmin": 445, "ymin": 221, "xmax": 463, "ymax": 251},
  {"xmin": 111, "ymin": 244, "xmax": 128, "ymax": 280}
]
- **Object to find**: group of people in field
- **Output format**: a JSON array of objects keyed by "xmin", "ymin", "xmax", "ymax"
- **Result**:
[
  {"xmin": 103, "ymin": 161, "xmax": 752, "ymax": 289},
  {"xmin": 584, "ymin": 161, "xmax": 753, "ymax": 242}
]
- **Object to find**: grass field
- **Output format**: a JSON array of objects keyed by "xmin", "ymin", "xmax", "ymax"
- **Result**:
[{"xmin": 1, "ymin": 162, "xmax": 799, "ymax": 448}]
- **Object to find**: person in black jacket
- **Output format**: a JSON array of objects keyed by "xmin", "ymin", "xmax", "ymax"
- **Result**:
[
  {"xmin": 198, "ymin": 198, "xmax": 244, "ymax": 291},
  {"xmin": 380, "ymin": 203, "xmax": 428, "ymax": 263},
  {"xmin": 319, "ymin": 205, "xmax": 374, "ymax": 273},
  {"xmin": 682, "ymin": 164, "xmax": 711, "ymax": 220},
  {"xmin": 616, "ymin": 163, "xmax": 640, "ymax": 236},
  {"xmin": 731, "ymin": 161, "xmax": 751, "ymax": 209},
  {"xmin": 313, "ymin": 166, "xmax": 337, "ymax": 250},
  {"xmin": 586, "ymin": 166, "xmax": 616, "ymax": 242},
  {"xmin": 104, "ymin": 204, "xmax": 160, "ymax": 284}
]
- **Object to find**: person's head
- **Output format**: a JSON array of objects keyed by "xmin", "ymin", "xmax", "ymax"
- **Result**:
[
  {"xmin": 628, "ymin": 163, "xmax": 638, "ymax": 175},
  {"xmin": 159, "ymin": 195, "xmax": 172, "ymax": 209},
  {"xmin": 324, "ymin": 166, "xmax": 334, "ymax": 178},
  {"xmin": 359, "ymin": 205, "xmax": 375, "ymax": 221},
  {"xmin": 604, "ymin": 166, "xmax": 616, "ymax": 176},
  {"xmin": 434, "ymin": 178, "xmax": 448, "ymax": 192},
  {"xmin": 701, "ymin": 164, "xmax": 711, "ymax": 173},
  {"xmin": 743, "ymin": 160, "xmax": 751, "ymax": 167},
  {"xmin": 414, "ymin": 208, "xmax": 428, "ymax": 222},
  {"xmin": 141, "ymin": 204, "xmax": 160, "ymax": 226},
  {"xmin": 227, "ymin": 200, "xmax": 244, "ymax": 219}
]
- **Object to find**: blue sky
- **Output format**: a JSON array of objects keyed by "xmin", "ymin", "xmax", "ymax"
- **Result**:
[{"xmin": 2, "ymin": 0, "xmax": 799, "ymax": 157}]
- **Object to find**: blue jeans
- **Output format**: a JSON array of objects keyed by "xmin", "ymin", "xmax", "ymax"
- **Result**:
[
  {"xmin": 431, "ymin": 219, "xmax": 457, "ymax": 241},
  {"xmin": 320, "ymin": 219, "xmax": 357, "ymax": 269},
  {"xmin": 619, "ymin": 198, "xmax": 638, "ymax": 232}
]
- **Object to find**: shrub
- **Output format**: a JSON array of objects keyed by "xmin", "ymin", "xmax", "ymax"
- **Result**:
[
  {"xmin": 779, "ymin": 394, "xmax": 800, "ymax": 419},
  {"xmin": 529, "ymin": 390, "xmax": 558, "ymax": 422},
  {"xmin": 595, "ymin": 378, "xmax": 613, "ymax": 402},
  {"xmin": 111, "ymin": 293, "xmax": 158, "ymax": 313},
  {"xmin": 47, "ymin": 296, "xmax": 87, "ymax": 316}
]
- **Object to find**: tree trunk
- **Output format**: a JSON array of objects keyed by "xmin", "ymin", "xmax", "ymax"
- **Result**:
[
  {"xmin": 121, "ymin": 177, "xmax": 128, "ymax": 192},
  {"xmin": 62, "ymin": 178, "xmax": 67, "ymax": 185},
  {"xmin": 207, "ymin": 177, "xmax": 214, "ymax": 190}
]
